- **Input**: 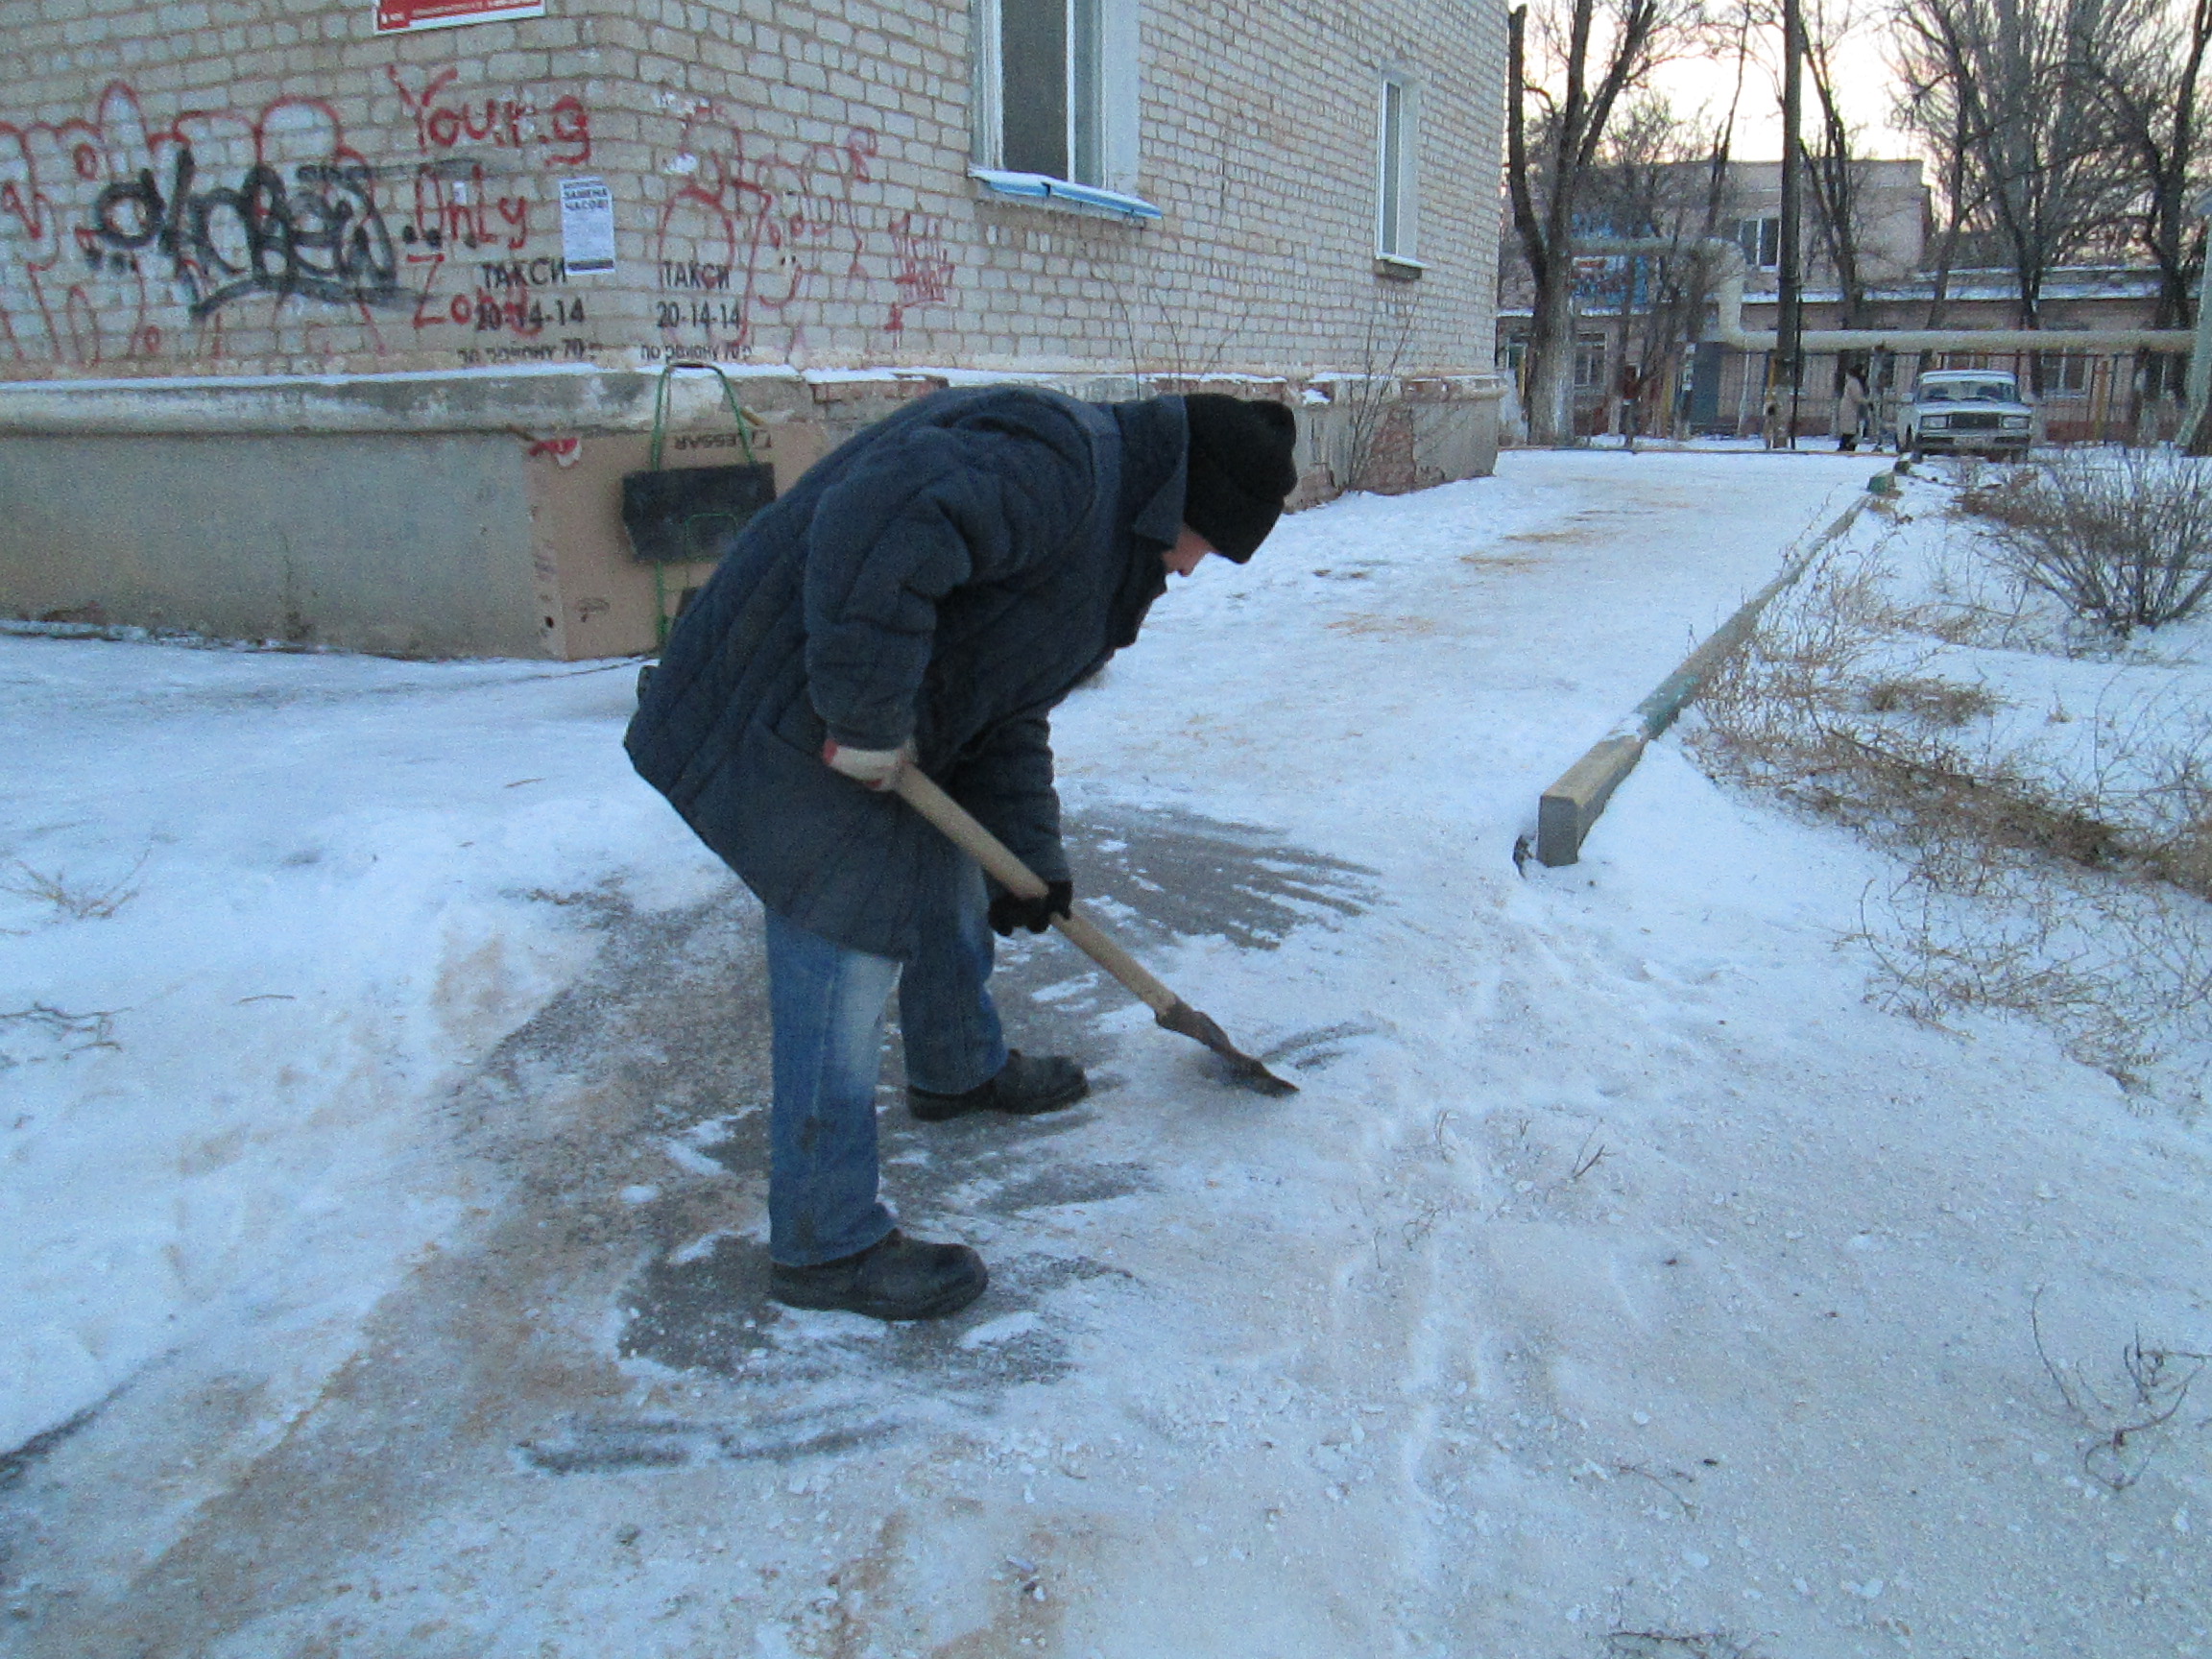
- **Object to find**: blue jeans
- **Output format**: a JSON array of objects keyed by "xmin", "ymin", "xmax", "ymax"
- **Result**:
[{"xmin": 762, "ymin": 858, "xmax": 1008, "ymax": 1265}]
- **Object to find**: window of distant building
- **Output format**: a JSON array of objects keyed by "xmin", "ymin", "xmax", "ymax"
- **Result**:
[
  {"xmin": 1377, "ymin": 74, "xmax": 1421, "ymax": 266},
  {"xmin": 1574, "ymin": 333, "xmax": 1608, "ymax": 391},
  {"xmin": 972, "ymin": 0, "xmax": 1136, "ymax": 191},
  {"xmin": 1735, "ymin": 216, "xmax": 1781, "ymax": 271},
  {"xmin": 2035, "ymin": 351, "xmax": 2091, "ymax": 398}
]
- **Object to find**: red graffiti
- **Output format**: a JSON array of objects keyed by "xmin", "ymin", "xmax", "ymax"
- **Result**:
[
  {"xmin": 0, "ymin": 81, "xmax": 394, "ymax": 365},
  {"xmin": 388, "ymin": 66, "xmax": 591, "ymax": 166},
  {"xmin": 402, "ymin": 162, "xmax": 529, "ymax": 265},
  {"xmin": 2, "ymin": 76, "xmax": 589, "ymax": 367},
  {"xmin": 655, "ymin": 118, "xmax": 902, "ymax": 355},
  {"xmin": 887, "ymin": 210, "xmax": 953, "ymax": 333}
]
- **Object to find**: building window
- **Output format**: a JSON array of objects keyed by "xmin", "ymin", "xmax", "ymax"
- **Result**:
[
  {"xmin": 973, "ymin": 0, "xmax": 1133, "ymax": 189},
  {"xmin": 2036, "ymin": 351, "xmax": 2091, "ymax": 397},
  {"xmin": 1574, "ymin": 333, "xmax": 1608, "ymax": 391},
  {"xmin": 1735, "ymin": 216, "xmax": 1780, "ymax": 270},
  {"xmin": 1378, "ymin": 75, "xmax": 1419, "ymax": 260}
]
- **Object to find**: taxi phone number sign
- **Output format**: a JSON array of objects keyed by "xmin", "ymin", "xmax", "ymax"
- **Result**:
[{"xmin": 375, "ymin": 0, "xmax": 543, "ymax": 34}]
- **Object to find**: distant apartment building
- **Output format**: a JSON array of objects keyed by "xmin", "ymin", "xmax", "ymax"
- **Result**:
[
  {"xmin": 0, "ymin": 0, "xmax": 1507, "ymax": 656},
  {"xmin": 1500, "ymin": 156, "xmax": 2184, "ymax": 443}
]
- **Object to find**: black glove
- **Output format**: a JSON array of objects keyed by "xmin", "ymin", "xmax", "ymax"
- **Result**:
[{"xmin": 989, "ymin": 879, "xmax": 1073, "ymax": 936}]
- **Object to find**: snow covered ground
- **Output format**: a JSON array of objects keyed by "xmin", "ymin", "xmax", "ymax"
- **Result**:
[{"xmin": 3, "ymin": 448, "xmax": 2208, "ymax": 1657}]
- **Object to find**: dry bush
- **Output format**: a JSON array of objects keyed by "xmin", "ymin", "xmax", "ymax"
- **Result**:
[
  {"xmin": 1860, "ymin": 863, "xmax": 2212, "ymax": 1091},
  {"xmin": 1950, "ymin": 460, "xmax": 2042, "ymax": 525},
  {"xmin": 1691, "ymin": 543, "xmax": 1915, "ymax": 784},
  {"xmin": 1889, "ymin": 530, "xmax": 2051, "ymax": 652},
  {"xmin": 1689, "ymin": 536, "xmax": 2212, "ymax": 1102},
  {"xmin": 1972, "ymin": 450, "xmax": 2212, "ymax": 636}
]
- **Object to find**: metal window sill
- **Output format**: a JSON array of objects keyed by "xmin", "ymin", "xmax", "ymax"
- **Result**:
[
  {"xmin": 969, "ymin": 169, "xmax": 1163, "ymax": 223},
  {"xmin": 1374, "ymin": 253, "xmax": 1428, "ymax": 280}
]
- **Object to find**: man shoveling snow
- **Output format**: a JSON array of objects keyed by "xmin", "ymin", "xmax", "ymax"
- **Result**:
[{"xmin": 625, "ymin": 388, "xmax": 1299, "ymax": 1322}]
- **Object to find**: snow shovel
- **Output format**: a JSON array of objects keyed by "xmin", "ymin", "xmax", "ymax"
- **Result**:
[{"xmin": 891, "ymin": 770, "xmax": 1298, "ymax": 1097}]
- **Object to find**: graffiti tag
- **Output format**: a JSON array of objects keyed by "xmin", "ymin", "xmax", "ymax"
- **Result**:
[
  {"xmin": 389, "ymin": 66, "xmax": 591, "ymax": 166},
  {"xmin": 88, "ymin": 153, "xmax": 397, "ymax": 319},
  {"xmin": 1, "ymin": 75, "xmax": 595, "ymax": 365},
  {"xmin": 887, "ymin": 209, "xmax": 952, "ymax": 332}
]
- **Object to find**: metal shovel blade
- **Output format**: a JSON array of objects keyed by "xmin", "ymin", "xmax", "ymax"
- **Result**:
[{"xmin": 1154, "ymin": 998, "xmax": 1299, "ymax": 1096}]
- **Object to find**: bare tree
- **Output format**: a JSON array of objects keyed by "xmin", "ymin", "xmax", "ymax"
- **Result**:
[
  {"xmin": 1801, "ymin": 0, "xmax": 1873, "ymax": 324},
  {"xmin": 2077, "ymin": 0, "xmax": 2212, "ymax": 330},
  {"xmin": 1579, "ymin": 93, "xmax": 1744, "ymax": 434},
  {"xmin": 1508, "ymin": 0, "xmax": 1708, "ymax": 444},
  {"xmin": 1891, "ymin": 0, "xmax": 1996, "ymax": 325},
  {"xmin": 2059, "ymin": 0, "xmax": 2212, "ymax": 438},
  {"xmin": 1890, "ymin": 0, "xmax": 2131, "ymax": 347}
]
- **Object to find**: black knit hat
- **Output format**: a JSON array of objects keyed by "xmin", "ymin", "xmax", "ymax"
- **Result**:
[{"xmin": 1182, "ymin": 395, "xmax": 1300, "ymax": 563}]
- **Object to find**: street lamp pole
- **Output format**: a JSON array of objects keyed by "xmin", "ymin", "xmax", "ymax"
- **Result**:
[{"xmin": 1776, "ymin": 0, "xmax": 1804, "ymax": 447}]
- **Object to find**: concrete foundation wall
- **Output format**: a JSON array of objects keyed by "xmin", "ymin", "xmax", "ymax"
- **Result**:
[
  {"xmin": 1, "ymin": 365, "xmax": 1499, "ymax": 657},
  {"xmin": 0, "ymin": 430, "xmax": 543, "ymax": 656}
]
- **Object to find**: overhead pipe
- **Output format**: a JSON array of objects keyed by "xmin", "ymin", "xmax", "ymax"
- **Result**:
[{"xmin": 1570, "ymin": 238, "xmax": 2197, "ymax": 355}]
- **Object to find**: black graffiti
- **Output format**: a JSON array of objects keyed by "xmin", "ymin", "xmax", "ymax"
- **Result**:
[
  {"xmin": 479, "ymin": 256, "xmax": 569, "ymax": 288},
  {"xmin": 88, "ymin": 150, "xmax": 400, "ymax": 319},
  {"xmin": 660, "ymin": 260, "xmax": 733, "ymax": 290}
]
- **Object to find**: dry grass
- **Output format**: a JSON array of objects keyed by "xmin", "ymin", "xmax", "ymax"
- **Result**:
[
  {"xmin": 3, "ymin": 851, "xmax": 148, "ymax": 922},
  {"xmin": 2032, "ymin": 1288, "xmax": 2211, "ymax": 1491},
  {"xmin": 1324, "ymin": 613, "xmax": 1441, "ymax": 638},
  {"xmin": 1687, "ymin": 532, "xmax": 2212, "ymax": 1101},
  {"xmin": 0, "ymin": 1002, "xmax": 121, "ymax": 1061},
  {"xmin": 1606, "ymin": 1633, "xmax": 1764, "ymax": 1659},
  {"xmin": 1861, "ymin": 674, "xmax": 2001, "ymax": 726}
]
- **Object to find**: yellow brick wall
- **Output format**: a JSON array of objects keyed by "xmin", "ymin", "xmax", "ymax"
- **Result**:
[{"xmin": 0, "ymin": 0, "xmax": 1503, "ymax": 383}]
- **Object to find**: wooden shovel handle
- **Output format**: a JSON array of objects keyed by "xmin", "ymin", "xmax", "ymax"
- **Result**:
[{"xmin": 892, "ymin": 768, "xmax": 1179, "ymax": 1017}]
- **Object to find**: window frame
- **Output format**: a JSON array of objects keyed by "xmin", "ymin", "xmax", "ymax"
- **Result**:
[
  {"xmin": 2035, "ymin": 349, "xmax": 2091, "ymax": 398},
  {"xmin": 1573, "ymin": 332, "xmax": 1609, "ymax": 392},
  {"xmin": 971, "ymin": 0, "xmax": 1137, "ymax": 195},
  {"xmin": 1736, "ymin": 216, "xmax": 1781, "ymax": 271},
  {"xmin": 1376, "ymin": 71, "xmax": 1421, "ymax": 266}
]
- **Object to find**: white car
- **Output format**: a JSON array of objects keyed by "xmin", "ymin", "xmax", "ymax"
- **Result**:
[{"xmin": 1898, "ymin": 370, "xmax": 2035, "ymax": 461}]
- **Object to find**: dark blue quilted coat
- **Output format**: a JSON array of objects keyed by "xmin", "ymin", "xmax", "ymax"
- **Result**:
[{"xmin": 624, "ymin": 387, "xmax": 1189, "ymax": 960}]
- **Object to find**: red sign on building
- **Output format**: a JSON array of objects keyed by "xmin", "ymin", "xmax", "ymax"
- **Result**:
[{"xmin": 374, "ymin": 0, "xmax": 543, "ymax": 35}]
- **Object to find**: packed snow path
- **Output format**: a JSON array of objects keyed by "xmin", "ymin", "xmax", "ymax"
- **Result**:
[{"xmin": 3, "ymin": 450, "xmax": 2206, "ymax": 1657}]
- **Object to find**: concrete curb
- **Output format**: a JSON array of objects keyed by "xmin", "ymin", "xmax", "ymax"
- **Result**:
[{"xmin": 1534, "ymin": 486, "xmax": 1880, "ymax": 868}]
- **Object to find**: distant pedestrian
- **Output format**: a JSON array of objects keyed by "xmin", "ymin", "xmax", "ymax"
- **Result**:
[{"xmin": 1835, "ymin": 366, "xmax": 1869, "ymax": 452}]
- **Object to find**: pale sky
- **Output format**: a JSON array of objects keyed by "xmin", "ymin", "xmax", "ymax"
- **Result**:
[{"xmin": 1643, "ymin": 22, "xmax": 1922, "ymax": 167}]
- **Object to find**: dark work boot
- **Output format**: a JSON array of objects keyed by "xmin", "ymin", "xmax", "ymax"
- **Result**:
[
  {"xmin": 908, "ymin": 1049, "xmax": 1089, "ymax": 1122},
  {"xmin": 769, "ymin": 1230, "xmax": 987, "ymax": 1321}
]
